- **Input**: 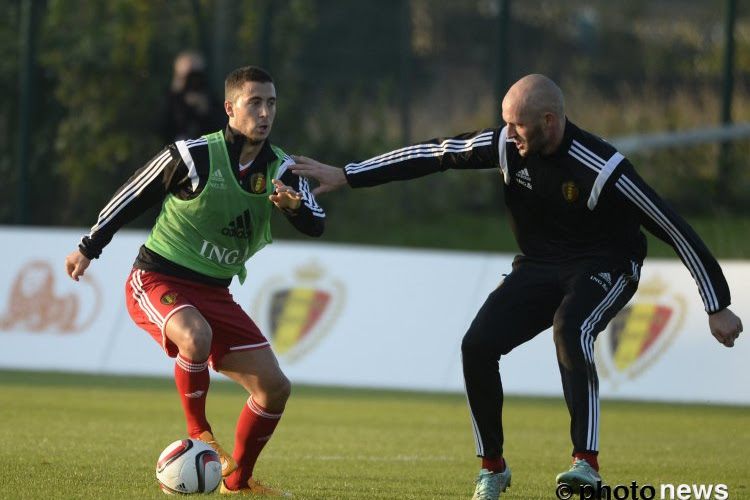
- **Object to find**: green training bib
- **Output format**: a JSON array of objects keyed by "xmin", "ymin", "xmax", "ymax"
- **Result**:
[{"xmin": 145, "ymin": 131, "xmax": 283, "ymax": 284}]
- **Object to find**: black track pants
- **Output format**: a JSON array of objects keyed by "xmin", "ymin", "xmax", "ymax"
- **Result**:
[{"xmin": 461, "ymin": 257, "xmax": 640, "ymax": 459}]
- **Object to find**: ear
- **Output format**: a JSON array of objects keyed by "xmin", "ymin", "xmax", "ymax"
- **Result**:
[{"xmin": 224, "ymin": 100, "xmax": 234, "ymax": 117}]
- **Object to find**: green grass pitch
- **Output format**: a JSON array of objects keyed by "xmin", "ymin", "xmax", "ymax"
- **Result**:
[{"xmin": 0, "ymin": 369, "xmax": 747, "ymax": 499}]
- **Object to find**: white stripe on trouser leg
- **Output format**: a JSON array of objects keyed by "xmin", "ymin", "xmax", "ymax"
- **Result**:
[
  {"xmin": 578, "ymin": 271, "xmax": 635, "ymax": 452},
  {"xmin": 462, "ymin": 354, "xmax": 484, "ymax": 456},
  {"xmin": 465, "ymin": 395, "xmax": 484, "ymax": 457},
  {"xmin": 582, "ymin": 333, "xmax": 598, "ymax": 451}
]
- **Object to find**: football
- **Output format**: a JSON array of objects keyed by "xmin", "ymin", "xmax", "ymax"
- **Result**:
[{"xmin": 155, "ymin": 439, "xmax": 223, "ymax": 494}]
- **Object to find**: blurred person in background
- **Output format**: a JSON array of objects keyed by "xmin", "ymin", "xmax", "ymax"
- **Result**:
[
  {"xmin": 65, "ymin": 65, "xmax": 325, "ymax": 496},
  {"xmin": 290, "ymin": 73, "xmax": 743, "ymax": 500},
  {"xmin": 161, "ymin": 50, "xmax": 226, "ymax": 143}
]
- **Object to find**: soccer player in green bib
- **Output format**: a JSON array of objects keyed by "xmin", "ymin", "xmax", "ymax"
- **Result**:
[{"xmin": 65, "ymin": 66, "xmax": 325, "ymax": 496}]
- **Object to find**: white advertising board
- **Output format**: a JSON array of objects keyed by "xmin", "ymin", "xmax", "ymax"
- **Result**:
[{"xmin": 0, "ymin": 226, "xmax": 747, "ymax": 405}]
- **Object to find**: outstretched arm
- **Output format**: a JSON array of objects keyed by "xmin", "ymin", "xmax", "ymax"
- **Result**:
[
  {"xmin": 66, "ymin": 145, "xmax": 184, "ymax": 282},
  {"xmin": 610, "ymin": 162, "xmax": 731, "ymax": 315},
  {"xmin": 607, "ymin": 160, "xmax": 742, "ymax": 348},
  {"xmin": 290, "ymin": 156, "xmax": 348, "ymax": 196},
  {"xmin": 292, "ymin": 128, "xmax": 500, "ymax": 195},
  {"xmin": 79, "ymin": 145, "xmax": 183, "ymax": 260}
]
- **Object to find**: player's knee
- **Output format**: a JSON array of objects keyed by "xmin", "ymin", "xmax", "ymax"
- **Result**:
[
  {"xmin": 175, "ymin": 327, "xmax": 212, "ymax": 359},
  {"xmin": 461, "ymin": 330, "xmax": 494, "ymax": 359},
  {"xmin": 554, "ymin": 338, "xmax": 573, "ymax": 371},
  {"xmin": 167, "ymin": 310, "xmax": 213, "ymax": 358},
  {"xmin": 277, "ymin": 375, "xmax": 292, "ymax": 403},
  {"xmin": 552, "ymin": 323, "xmax": 584, "ymax": 371},
  {"xmin": 264, "ymin": 373, "xmax": 291, "ymax": 408}
]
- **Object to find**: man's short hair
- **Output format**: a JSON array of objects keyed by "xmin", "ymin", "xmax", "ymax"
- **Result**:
[{"xmin": 225, "ymin": 66, "xmax": 274, "ymax": 102}]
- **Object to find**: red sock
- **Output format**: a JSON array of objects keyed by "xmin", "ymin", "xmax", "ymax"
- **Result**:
[
  {"xmin": 174, "ymin": 354, "xmax": 211, "ymax": 437},
  {"xmin": 224, "ymin": 397, "xmax": 284, "ymax": 490},
  {"xmin": 482, "ymin": 456, "xmax": 506, "ymax": 473},
  {"xmin": 574, "ymin": 452, "xmax": 599, "ymax": 471}
]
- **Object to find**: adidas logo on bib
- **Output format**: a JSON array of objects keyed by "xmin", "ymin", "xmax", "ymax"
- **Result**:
[
  {"xmin": 209, "ymin": 168, "xmax": 226, "ymax": 188},
  {"xmin": 222, "ymin": 209, "xmax": 252, "ymax": 239}
]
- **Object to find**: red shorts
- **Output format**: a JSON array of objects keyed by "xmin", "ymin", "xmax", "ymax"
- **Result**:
[{"xmin": 125, "ymin": 269, "xmax": 269, "ymax": 370}]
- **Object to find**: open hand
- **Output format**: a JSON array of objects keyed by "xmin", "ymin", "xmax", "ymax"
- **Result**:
[
  {"xmin": 269, "ymin": 179, "xmax": 302, "ymax": 211},
  {"xmin": 290, "ymin": 155, "xmax": 348, "ymax": 196}
]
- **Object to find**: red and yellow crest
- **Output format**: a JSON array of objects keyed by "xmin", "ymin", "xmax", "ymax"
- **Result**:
[
  {"xmin": 253, "ymin": 261, "xmax": 344, "ymax": 363},
  {"xmin": 160, "ymin": 292, "xmax": 178, "ymax": 305},
  {"xmin": 596, "ymin": 276, "xmax": 685, "ymax": 387},
  {"xmin": 250, "ymin": 173, "xmax": 266, "ymax": 194},
  {"xmin": 561, "ymin": 181, "xmax": 579, "ymax": 202}
]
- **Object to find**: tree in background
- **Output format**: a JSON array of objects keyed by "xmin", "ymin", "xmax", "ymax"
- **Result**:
[{"xmin": 4, "ymin": 0, "xmax": 749, "ymax": 235}]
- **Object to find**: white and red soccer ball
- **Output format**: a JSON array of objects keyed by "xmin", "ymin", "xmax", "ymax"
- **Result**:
[{"xmin": 155, "ymin": 439, "xmax": 223, "ymax": 494}]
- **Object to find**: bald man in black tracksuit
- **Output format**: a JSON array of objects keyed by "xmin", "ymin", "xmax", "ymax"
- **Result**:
[{"xmin": 290, "ymin": 74, "xmax": 743, "ymax": 500}]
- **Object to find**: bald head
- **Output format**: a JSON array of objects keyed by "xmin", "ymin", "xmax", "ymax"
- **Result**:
[
  {"xmin": 504, "ymin": 74, "xmax": 565, "ymax": 121},
  {"xmin": 502, "ymin": 74, "xmax": 566, "ymax": 156}
]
